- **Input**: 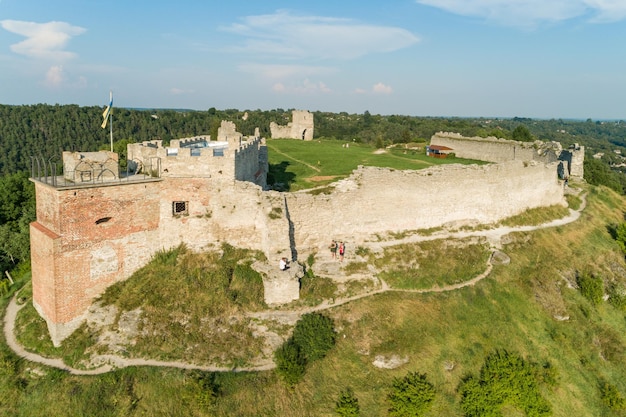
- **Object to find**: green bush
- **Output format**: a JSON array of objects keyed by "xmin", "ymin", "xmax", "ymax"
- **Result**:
[
  {"xmin": 608, "ymin": 283, "xmax": 626, "ymax": 310},
  {"xmin": 458, "ymin": 350, "xmax": 551, "ymax": 417},
  {"xmin": 387, "ymin": 372, "xmax": 435, "ymax": 417},
  {"xmin": 335, "ymin": 387, "xmax": 360, "ymax": 416},
  {"xmin": 292, "ymin": 312, "xmax": 336, "ymax": 362},
  {"xmin": 600, "ymin": 381, "xmax": 626, "ymax": 410},
  {"xmin": 576, "ymin": 272, "xmax": 604, "ymax": 305},
  {"xmin": 274, "ymin": 338, "xmax": 306, "ymax": 386},
  {"xmin": 616, "ymin": 222, "xmax": 626, "ymax": 254}
]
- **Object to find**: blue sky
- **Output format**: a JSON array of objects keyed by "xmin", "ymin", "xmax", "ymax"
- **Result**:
[{"xmin": 1, "ymin": 0, "xmax": 625, "ymax": 119}]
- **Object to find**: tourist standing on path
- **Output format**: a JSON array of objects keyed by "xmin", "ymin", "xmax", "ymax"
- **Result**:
[
  {"xmin": 330, "ymin": 240, "xmax": 337, "ymax": 259},
  {"xmin": 339, "ymin": 242, "xmax": 345, "ymax": 262}
]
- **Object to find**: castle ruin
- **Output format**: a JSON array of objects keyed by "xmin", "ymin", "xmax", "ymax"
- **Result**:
[
  {"xmin": 30, "ymin": 126, "xmax": 575, "ymax": 346},
  {"xmin": 270, "ymin": 110, "xmax": 314, "ymax": 140},
  {"xmin": 430, "ymin": 132, "xmax": 585, "ymax": 180}
]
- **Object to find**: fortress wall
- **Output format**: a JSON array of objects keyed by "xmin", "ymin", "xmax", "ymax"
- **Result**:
[
  {"xmin": 32, "ymin": 182, "xmax": 61, "ymax": 233},
  {"xmin": 128, "ymin": 142, "xmax": 237, "ymax": 180},
  {"xmin": 430, "ymin": 133, "xmax": 542, "ymax": 163},
  {"xmin": 31, "ymin": 180, "xmax": 163, "ymax": 345},
  {"xmin": 285, "ymin": 161, "xmax": 564, "ymax": 254},
  {"xmin": 234, "ymin": 138, "xmax": 264, "ymax": 184},
  {"xmin": 53, "ymin": 182, "xmax": 161, "ymax": 243},
  {"xmin": 152, "ymin": 178, "xmax": 273, "ymax": 254},
  {"xmin": 170, "ymin": 136, "xmax": 211, "ymax": 147},
  {"xmin": 270, "ymin": 110, "xmax": 314, "ymax": 140},
  {"xmin": 160, "ymin": 150, "xmax": 235, "ymax": 179},
  {"xmin": 30, "ymin": 222, "xmax": 59, "ymax": 323},
  {"xmin": 269, "ymin": 123, "xmax": 293, "ymax": 139}
]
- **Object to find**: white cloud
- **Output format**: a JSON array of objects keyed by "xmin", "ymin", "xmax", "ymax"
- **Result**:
[
  {"xmin": 415, "ymin": 0, "xmax": 626, "ymax": 27},
  {"xmin": 272, "ymin": 83, "xmax": 286, "ymax": 92},
  {"xmin": 354, "ymin": 88, "xmax": 367, "ymax": 94},
  {"xmin": 223, "ymin": 10, "xmax": 419, "ymax": 60},
  {"xmin": 272, "ymin": 79, "xmax": 333, "ymax": 94},
  {"xmin": 0, "ymin": 20, "xmax": 86, "ymax": 60},
  {"xmin": 584, "ymin": 0, "xmax": 626, "ymax": 22},
  {"xmin": 44, "ymin": 65, "xmax": 64, "ymax": 87},
  {"xmin": 170, "ymin": 88, "xmax": 194, "ymax": 95},
  {"xmin": 373, "ymin": 82, "xmax": 393, "ymax": 94},
  {"xmin": 238, "ymin": 63, "xmax": 336, "ymax": 79}
]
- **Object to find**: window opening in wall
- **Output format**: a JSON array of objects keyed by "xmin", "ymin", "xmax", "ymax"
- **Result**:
[
  {"xmin": 213, "ymin": 148, "xmax": 224, "ymax": 157},
  {"xmin": 172, "ymin": 201, "xmax": 188, "ymax": 216}
]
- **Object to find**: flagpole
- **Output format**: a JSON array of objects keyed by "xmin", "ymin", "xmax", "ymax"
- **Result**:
[{"xmin": 109, "ymin": 91, "xmax": 113, "ymax": 152}]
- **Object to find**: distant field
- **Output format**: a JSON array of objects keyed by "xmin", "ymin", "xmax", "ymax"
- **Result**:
[{"xmin": 266, "ymin": 139, "xmax": 485, "ymax": 191}]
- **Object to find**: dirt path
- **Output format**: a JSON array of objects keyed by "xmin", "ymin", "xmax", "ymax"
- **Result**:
[{"xmin": 3, "ymin": 189, "xmax": 586, "ymax": 375}]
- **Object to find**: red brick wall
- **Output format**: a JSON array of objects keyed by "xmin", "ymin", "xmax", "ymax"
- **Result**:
[
  {"xmin": 30, "ymin": 221, "xmax": 59, "ymax": 322},
  {"xmin": 32, "ymin": 180, "xmax": 162, "ymax": 325}
]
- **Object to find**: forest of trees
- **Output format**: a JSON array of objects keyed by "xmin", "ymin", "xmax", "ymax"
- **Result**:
[
  {"xmin": 0, "ymin": 104, "xmax": 625, "ymax": 273},
  {"xmin": 1, "ymin": 104, "xmax": 625, "ymax": 175}
]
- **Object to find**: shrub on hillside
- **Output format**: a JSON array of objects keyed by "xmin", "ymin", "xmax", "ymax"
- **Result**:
[
  {"xmin": 292, "ymin": 312, "xmax": 336, "ymax": 362},
  {"xmin": 615, "ymin": 222, "xmax": 626, "ymax": 254},
  {"xmin": 335, "ymin": 387, "xmax": 360, "ymax": 416},
  {"xmin": 600, "ymin": 381, "xmax": 626, "ymax": 410},
  {"xmin": 458, "ymin": 349, "xmax": 551, "ymax": 417},
  {"xmin": 576, "ymin": 272, "xmax": 604, "ymax": 305},
  {"xmin": 607, "ymin": 282, "xmax": 626, "ymax": 310},
  {"xmin": 274, "ymin": 338, "xmax": 306, "ymax": 386},
  {"xmin": 387, "ymin": 372, "xmax": 435, "ymax": 417}
]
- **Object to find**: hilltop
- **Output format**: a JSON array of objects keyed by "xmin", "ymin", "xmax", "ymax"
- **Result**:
[{"xmin": 2, "ymin": 138, "xmax": 626, "ymax": 416}]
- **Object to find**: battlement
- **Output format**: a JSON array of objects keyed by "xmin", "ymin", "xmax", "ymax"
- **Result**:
[{"xmin": 126, "ymin": 124, "xmax": 266, "ymax": 185}]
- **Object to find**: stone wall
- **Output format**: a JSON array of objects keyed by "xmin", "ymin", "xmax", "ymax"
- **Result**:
[
  {"xmin": 284, "ymin": 161, "xmax": 564, "ymax": 254},
  {"xmin": 127, "ymin": 136, "xmax": 266, "ymax": 187},
  {"xmin": 430, "ymin": 132, "xmax": 584, "ymax": 179},
  {"xmin": 62, "ymin": 151, "xmax": 119, "ymax": 183},
  {"xmin": 30, "ymin": 179, "xmax": 162, "ymax": 344},
  {"xmin": 430, "ymin": 132, "xmax": 559, "ymax": 163},
  {"xmin": 270, "ymin": 110, "xmax": 314, "ymax": 140}
]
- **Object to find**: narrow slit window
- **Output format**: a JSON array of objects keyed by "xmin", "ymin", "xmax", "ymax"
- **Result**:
[
  {"xmin": 172, "ymin": 201, "xmax": 188, "ymax": 216},
  {"xmin": 95, "ymin": 217, "xmax": 111, "ymax": 224}
]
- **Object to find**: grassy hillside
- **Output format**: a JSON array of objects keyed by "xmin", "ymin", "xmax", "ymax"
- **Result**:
[{"xmin": 2, "ymin": 141, "xmax": 626, "ymax": 416}]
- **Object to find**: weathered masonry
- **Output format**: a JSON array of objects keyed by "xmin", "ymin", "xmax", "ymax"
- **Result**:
[
  {"xmin": 270, "ymin": 110, "xmax": 314, "ymax": 140},
  {"xmin": 30, "ymin": 126, "xmax": 573, "ymax": 346},
  {"xmin": 430, "ymin": 132, "xmax": 585, "ymax": 179}
]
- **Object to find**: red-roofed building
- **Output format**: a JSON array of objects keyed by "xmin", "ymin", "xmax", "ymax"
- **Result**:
[{"xmin": 426, "ymin": 144, "xmax": 453, "ymax": 158}]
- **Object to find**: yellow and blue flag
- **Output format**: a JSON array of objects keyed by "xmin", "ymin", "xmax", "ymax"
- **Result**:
[{"xmin": 101, "ymin": 92, "xmax": 112, "ymax": 129}]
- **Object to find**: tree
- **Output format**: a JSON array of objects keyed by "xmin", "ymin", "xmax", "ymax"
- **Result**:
[
  {"xmin": 336, "ymin": 387, "xmax": 360, "ymax": 416},
  {"xmin": 511, "ymin": 125, "xmax": 534, "ymax": 142},
  {"xmin": 274, "ymin": 338, "xmax": 306, "ymax": 386},
  {"xmin": 387, "ymin": 372, "xmax": 435, "ymax": 417},
  {"xmin": 616, "ymin": 222, "xmax": 626, "ymax": 254},
  {"xmin": 292, "ymin": 312, "xmax": 336, "ymax": 362}
]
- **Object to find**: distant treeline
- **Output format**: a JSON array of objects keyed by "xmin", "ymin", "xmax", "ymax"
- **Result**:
[{"xmin": 1, "ymin": 103, "xmax": 625, "ymax": 184}]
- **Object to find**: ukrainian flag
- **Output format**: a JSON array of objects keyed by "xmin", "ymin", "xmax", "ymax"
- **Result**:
[{"xmin": 101, "ymin": 92, "xmax": 112, "ymax": 129}]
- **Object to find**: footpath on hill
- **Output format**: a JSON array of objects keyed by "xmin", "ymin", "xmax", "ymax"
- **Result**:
[{"xmin": 2, "ymin": 188, "xmax": 586, "ymax": 375}]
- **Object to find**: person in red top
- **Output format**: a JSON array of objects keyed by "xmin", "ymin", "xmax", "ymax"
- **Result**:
[{"xmin": 338, "ymin": 242, "xmax": 345, "ymax": 261}]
